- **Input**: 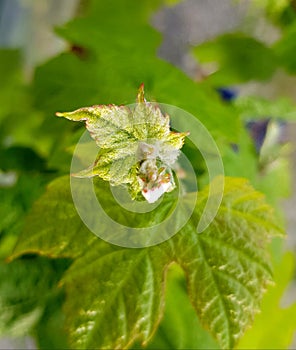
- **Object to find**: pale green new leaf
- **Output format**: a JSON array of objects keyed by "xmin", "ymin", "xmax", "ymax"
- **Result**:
[
  {"xmin": 58, "ymin": 105, "xmax": 135, "ymax": 149},
  {"xmin": 56, "ymin": 86, "xmax": 187, "ymax": 202},
  {"xmin": 12, "ymin": 176, "xmax": 283, "ymax": 349}
]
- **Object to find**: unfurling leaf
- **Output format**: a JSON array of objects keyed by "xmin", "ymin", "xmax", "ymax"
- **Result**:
[{"xmin": 56, "ymin": 85, "xmax": 188, "ymax": 203}]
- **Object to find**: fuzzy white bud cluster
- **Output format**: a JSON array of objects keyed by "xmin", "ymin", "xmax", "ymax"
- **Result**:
[{"xmin": 136, "ymin": 141, "xmax": 176, "ymax": 203}]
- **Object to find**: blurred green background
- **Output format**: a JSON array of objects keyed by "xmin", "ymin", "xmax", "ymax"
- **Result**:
[{"xmin": 0, "ymin": 0, "xmax": 296, "ymax": 348}]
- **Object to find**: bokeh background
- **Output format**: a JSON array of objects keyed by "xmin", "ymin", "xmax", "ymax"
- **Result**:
[{"xmin": 0, "ymin": 0, "xmax": 296, "ymax": 348}]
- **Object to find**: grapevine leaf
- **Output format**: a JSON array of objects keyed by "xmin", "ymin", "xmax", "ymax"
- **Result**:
[
  {"xmin": 10, "ymin": 176, "xmax": 96, "ymax": 260},
  {"xmin": 11, "ymin": 176, "xmax": 175, "ymax": 260},
  {"xmin": 61, "ymin": 240, "xmax": 171, "ymax": 349},
  {"xmin": 12, "ymin": 176, "xmax": 283, "ymax": 349},
  {"xmin": 140, "ymin": 265, "xmax": 219, "ymax": 349},
  {"xmin": 173, "ymin": 178, "xmax": 283, "ymax": 349},
  {"xmin": 0, "ymin": 173, "xmax": 48, "ymax": 260},
  {"xmin": 56, "ymin": 86, "xmax": 188, "ymax": 202}
]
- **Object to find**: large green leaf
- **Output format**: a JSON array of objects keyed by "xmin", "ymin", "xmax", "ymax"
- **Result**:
[
  {"xmin": 32, "ymin": 0, "xmax": 239, "ymax": 142},
  {"xmin": 0, "ymin": 173, "xmax": 50, "ymax": 259},
  {"xmin": 193, "ymin": 33, "xmax": 278, "ymax": 85},
  {"xmin": 61, "ymin": 240, "xmax": 171, "ymax": 349},
  {"xmin": 12, "ymin": 176, "xmax": 282, "ymax": 349},
  {"xmin": 10, "ymin": 177, "xmax": 96, "ymax": 259},
  {"xmin": 0, "ymin": 257, "xmax": 67, "ymax": 337},
  {"xmin": 138, "ymin": 264, "xmax": 219, "ymax": 349},
  {"xmin": 173, "ymin": 180, "xmax": 281, "ymax": 349},
  {"xmin": 33, "ymin": 280, "xmax": 69, "ymax": 349}
]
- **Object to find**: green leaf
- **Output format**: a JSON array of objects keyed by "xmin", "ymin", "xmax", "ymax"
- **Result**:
[
  {"xmin": 193, "ymin": 33, "xmax": 278, "ymax": 84},
  {"xmin": 274, "ymin": 22, "xmax": 296, "ymax": 73},
  {"xmin": 237, "ymin": 252, "xmax": 296, "ymax": 349},
  {"xmin": 56, "ymin": 86, "xmax": 187, "ymax": 202},
  {"xmin": 0, "ymin": 147, "xmax": 46, "ymax": 172},
  {"xmin": 34, "ymin": 286, "xmax": 69, "ymax": 349},
  {"xmin": 0, "ymin": 173, "xmax": 49, "ymax": 259},
  {"xmin": 222, "ymin": 125, "xmax": 291, "ymax": 209},
  {"xmin": 10, "ymin": 176, "xmax": 96, "ymax": 260},
  {"xmin": 173, "ymin": 178, "xmax": 283, "ymax": 349},
  {"xmin": 234, "ymin": 95, "xmax": 296, "ymax": 121},
  {"xmin": 140, "ymin": 264, "xmax": 219, "ymax": 349},
  {"xmin": 61, "ymin": 240, "xmax": 171, "ymax": 349},
  {"xmin": 32, "ymin": 0, "xmax": 239, "ymax": 142},
  {"xmin": 11, "ymin": 175, "xmax": 177, "ymax": 259},
  {"xmin": 12, "ymin": 175, "xmax": 282, "ymax": 349},
  {"xmin": 0, "ymin": 257, "xmax": 66, "ymax": 337},
  {"xmin": 251, "ymin": 0, "xmax": 292, "ymax": 25},
  {"xmin": 0, "ymin": 50, "xmax": 23, "ymax": 122},
  {"xmin": 0, "ymin": 49, "xmax": 77, "ymax": 163}
]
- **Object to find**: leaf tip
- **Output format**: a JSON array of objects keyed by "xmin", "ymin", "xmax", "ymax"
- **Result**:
[{"xmin": 137, "ymin": 83, "xmax": 145, "ymax": 103}]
